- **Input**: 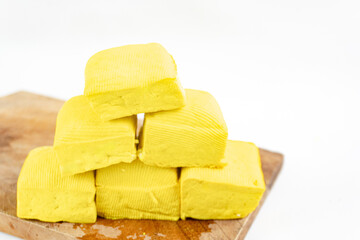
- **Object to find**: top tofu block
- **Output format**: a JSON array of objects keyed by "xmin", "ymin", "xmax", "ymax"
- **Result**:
[
  {"xmin": 84, "ymin": 43, "xmax": 186, "ymax": 120},
  {"xmin": 139, "ymin": 89, "xmax": 228, "ymax": 168},
  {"xmin": 54, "ymin": 95, "xmax": 137, "ymax": 176}
]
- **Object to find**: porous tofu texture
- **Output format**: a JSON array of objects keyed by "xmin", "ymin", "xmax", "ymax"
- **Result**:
[
  {"xmin": 96, "ymin": 160, "xmax": 180, "ymax": 220},
  {"xmin": 84, "ymin": 43, "xmax": 186, "ymax": 120},
  {"xmin": 17, "ymin": 147, "xmax": 96, "ymax": 223},
  {"xmin": 54, "ymin": 95, "xmax": 137, "ymax": 176},
  {"xmin": 138, "ymin": 89, "xmax": 228, "ymax": 168},
  {"xmin": 180, "ymin": 140, "xmax": 266, "ymax": 220}
]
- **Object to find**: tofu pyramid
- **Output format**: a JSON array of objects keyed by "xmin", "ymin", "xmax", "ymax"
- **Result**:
[
  {"xmin": 17, "ymin": 147, "xmax": 97, "ymax": 223},
  {"xmin": 96, "ymin": 159, "xmax": 180, "ymax": 220},
  {"xmin": 54, "ymin": 95, "xmax": 137, "ymax": 176},
  {"xmin": 17, "ymin": 43, "xmax": 267, "ymax": 223},
  {"xmin": 180, "ymin": 140, "xmax": 265, "ymax": 220},
  {"xmin": 138, "ymin": 89, "xmax": 228, "ymax": 168},
  {"xmin": 84, "ymin": 43, "xmax": 186, "ymax": 120}
]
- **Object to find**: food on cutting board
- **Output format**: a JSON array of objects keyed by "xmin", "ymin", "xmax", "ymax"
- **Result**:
[
  {"xmin": 17, "ymin": 147, "xmax": 96, "ymax": 223},
  {"xmin": 84, "ymin": 43, "xmax": 186, "ymax": 120},
  {"xmin": 17, "ymin": 43, "xmax": 266, "ymax": 223},
  {"xmin": 180, "ymin": 140, "xmax": 265, "ymax": 220},
  {"xmin": 138, "ymin": 89, "xmax": 228, "ymax": 168},
  {"xmin": 96, "ymin": 159, "xmax": 180, "ymax": 220},
  {"xmin": 54, "ymin": 95, "xmax": 137, "ymax": 176}
]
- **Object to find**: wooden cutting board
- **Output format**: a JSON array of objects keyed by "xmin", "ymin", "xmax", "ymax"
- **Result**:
[{"xmin": 0, "ymin": 92, "xmax": 283, "ymax": 240}]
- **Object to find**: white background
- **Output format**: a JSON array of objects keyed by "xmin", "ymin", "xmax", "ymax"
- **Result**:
[{"xmin": 1, "ymin": 0, "xmax": 360, "ymax": 239}]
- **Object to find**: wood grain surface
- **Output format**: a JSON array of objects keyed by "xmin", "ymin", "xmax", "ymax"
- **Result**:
[{"xmin": 0, "ymin": 92, "xmax": 283, "ymax": 240}]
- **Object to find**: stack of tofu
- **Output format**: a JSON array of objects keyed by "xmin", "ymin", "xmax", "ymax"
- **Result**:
[{"xmin": 17, "ymin": 43, "xmax": 266, "ymax": 223}]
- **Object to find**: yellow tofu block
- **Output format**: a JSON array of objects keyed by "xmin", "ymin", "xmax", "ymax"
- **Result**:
[
  {"xmin": 54, "ymin": 95, "xmax": 137, "ymax": 176},
  {"xmin": 180, "ymin": 140, "xmax": 266, "ymax": 220},
  {"xmin": 84, "ymin": 43, "xmax": 186, "ymax": 120},
  {"xmin": 17, "ymin": 147, "xmax": 96, "ymax": 223},
  {"xmin": 96, "ymin": 160, "xmax": 180, "ymax": 220},
  {"xmin": 138, "ymin": 89, "xmax": 228, "ymax": 168}
]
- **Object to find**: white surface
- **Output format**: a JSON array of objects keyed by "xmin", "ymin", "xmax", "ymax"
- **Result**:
[{"xmin": 1, "ymin": 0, "xmax": 359, "ymax": 239}]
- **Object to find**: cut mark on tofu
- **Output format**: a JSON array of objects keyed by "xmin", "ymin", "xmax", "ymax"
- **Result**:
[{"xmin": 149, "ymin": 191, "xmax": 159, "ymax": 204}]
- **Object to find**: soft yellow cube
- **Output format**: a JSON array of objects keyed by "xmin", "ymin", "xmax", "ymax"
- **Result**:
[
  {"xmin": 180, "ymin": 140, "xmax": 266, "ymax": 220},
  {"xmin": 96, "ymin": 160, "xmax": 180, "ymax": 220},
  {"xmin": 84, "ymin": 43, "xmax": 186, "ymax": 120},
  {"xmin": 138, "ymin": 89, "xmax": 228, "ymax": 168},
  {"xmin": 17, "ymin": 147, "xmax": 96, "ymax": 223},
  {"xmin": 54, "ymin": 95, "xmax": 137, "ymax": 176}
]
